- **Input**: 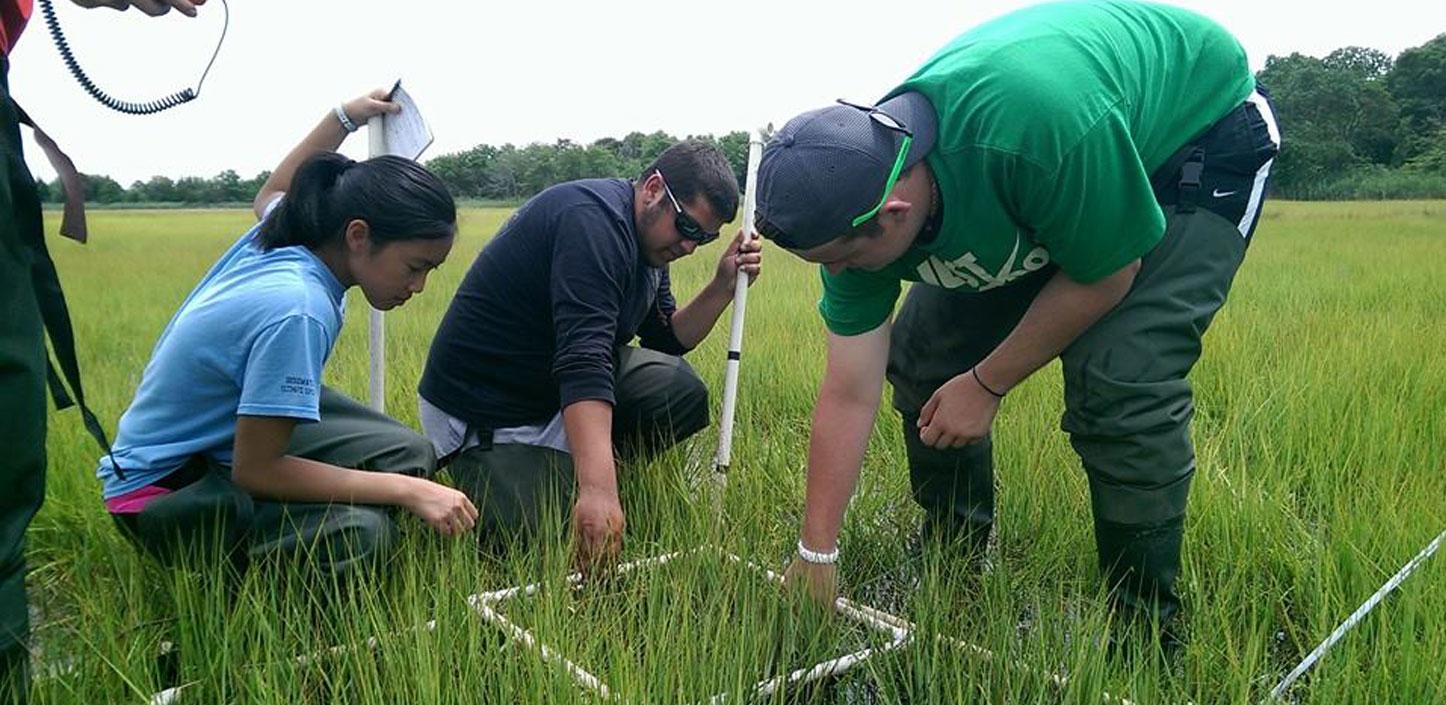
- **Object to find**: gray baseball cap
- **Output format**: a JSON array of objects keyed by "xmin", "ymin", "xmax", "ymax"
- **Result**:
[{"xmin": 756, "ymin": 91, "xmax": 937, "ymax": 250}]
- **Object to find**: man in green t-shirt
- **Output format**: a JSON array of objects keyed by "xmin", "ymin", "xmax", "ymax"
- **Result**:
[{"xmin": 755, "ymin": 0, "xmax": 1281, "ymax": 636}]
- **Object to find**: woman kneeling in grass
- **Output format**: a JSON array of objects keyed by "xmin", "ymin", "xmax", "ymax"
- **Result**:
[{"xmin": 96, "ymin": 90, "xmax": 478, "ymax": 578}]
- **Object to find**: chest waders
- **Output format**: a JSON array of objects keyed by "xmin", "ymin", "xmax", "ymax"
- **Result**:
[
  {"xmin": 1, "ymin": 57, "xmax": 117, "ymax": 699},
  {"xmin": 886, "ymin": 91, "xmax": 1281, "ymax": 637}
]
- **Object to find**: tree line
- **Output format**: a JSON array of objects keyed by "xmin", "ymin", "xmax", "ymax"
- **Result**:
[
  {"xmin": 1257, "ymin": 34, "xmax": 1446, "ymax": 198},
  {"xmin": 36, "ymin": 169, "xmax": 275, "ymax": 206},
  {"xmin": 39, "ymin": 34, "xmax": 1446, "ymax": 205}
]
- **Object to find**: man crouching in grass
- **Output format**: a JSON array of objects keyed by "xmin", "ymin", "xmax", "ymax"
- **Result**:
[{"xmin": 419, "ymin": 141, "xmax": 763, "ymax": 575}]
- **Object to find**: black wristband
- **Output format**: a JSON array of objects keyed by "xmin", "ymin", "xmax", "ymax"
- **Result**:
[{"xmin": 972, "ymin": 367, "xmax": 1005, "ymax": 398}]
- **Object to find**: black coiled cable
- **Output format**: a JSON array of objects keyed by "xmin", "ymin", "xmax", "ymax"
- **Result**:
[{"xmin": 37, "ymin": 0, "xmax": 229, "ymax": 115}]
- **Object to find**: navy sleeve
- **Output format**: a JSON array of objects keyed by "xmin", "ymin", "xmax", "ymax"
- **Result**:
[
  {"xmin": 637, "ymin": 268, "xmax": 688, "ymax": 355},
  {"xmin": 550, "ymin": 204, "xmax": 630, "ymax": 408}
]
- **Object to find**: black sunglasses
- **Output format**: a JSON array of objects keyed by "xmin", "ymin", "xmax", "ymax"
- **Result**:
[
  {"xmin": 835, "ymin": 98, "xmax": 912, "ymax": 136},
  {"xmin": 655, "ymin": 170, "xmax": 720, "ymax": 245}
]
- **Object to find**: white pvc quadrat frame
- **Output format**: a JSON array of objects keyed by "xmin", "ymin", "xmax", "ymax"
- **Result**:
[
  {"xmin": 469, "ymin": 546, "xmax": 911, "ymax": 704},
  {"xmin": 470, "ymin": 548, "xmax": 1140, "ymax": 705},
  {"xmin": 148, "ymin": 545, "xmax": 1139, "ymax": 705}
]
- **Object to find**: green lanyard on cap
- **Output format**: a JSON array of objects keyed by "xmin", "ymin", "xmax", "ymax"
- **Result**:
[{"xmin": 851, "ymin": 134, "xmax": 913, "ymax": 227}]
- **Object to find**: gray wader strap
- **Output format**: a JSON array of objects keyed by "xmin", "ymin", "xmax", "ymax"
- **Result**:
[{"xmin": 9, "ymin": 98, "xmax": 119, "ymax": 478}]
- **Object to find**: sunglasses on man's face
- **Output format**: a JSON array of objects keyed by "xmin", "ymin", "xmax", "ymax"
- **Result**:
[{"xmin": 655, "ymin": 170, "xmax": 720, "ymax": 245}]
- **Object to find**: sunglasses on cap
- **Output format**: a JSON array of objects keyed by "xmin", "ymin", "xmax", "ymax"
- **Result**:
[
  {"xmin": 655, "ymin": 170, "xmax": 721, "ymax": 246},
  {"xmin": 835, "ymin": 99, "xmax": 914, "ymax": 228}
]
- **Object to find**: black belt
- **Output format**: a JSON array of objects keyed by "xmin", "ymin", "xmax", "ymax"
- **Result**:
[{"xmin": 435, "ymin": 426, "xmax": 494, "ymax": 469}]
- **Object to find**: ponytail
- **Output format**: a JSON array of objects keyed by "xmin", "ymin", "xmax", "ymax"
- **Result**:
[{"xmin": 257, "ymin": 153, "xmax": 455, "ymax": 251}]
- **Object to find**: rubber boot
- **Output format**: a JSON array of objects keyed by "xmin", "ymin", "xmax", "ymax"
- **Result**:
[
  {"xmin": 901, "ymin": 414, "xmax": 994, "ymax": 560},
  {"xmin": 1094, "ymin": 513, "xmax": 1186, "ymax": 654}
]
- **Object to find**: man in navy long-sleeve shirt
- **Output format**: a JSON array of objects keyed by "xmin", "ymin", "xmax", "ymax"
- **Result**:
[{"xmin": 419, "ymin": 141, "xmax": 761, "ymax": 572}]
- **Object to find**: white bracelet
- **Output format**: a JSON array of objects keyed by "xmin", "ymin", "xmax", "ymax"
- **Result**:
[
  {"xmin": 797, "ymin": 540, "xmax": 839, "ymax": 565},
  {"xmin": 334, "ymin": 104, "xmax": 359, "ymax": 133}
]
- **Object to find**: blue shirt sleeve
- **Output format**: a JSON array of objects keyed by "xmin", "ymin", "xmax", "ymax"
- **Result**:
[{"xmin": 237, "ymin": 314, "xmax": 330, "ymax": 421}]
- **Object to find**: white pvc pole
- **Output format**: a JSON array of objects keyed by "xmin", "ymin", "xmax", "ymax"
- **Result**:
[
  {"xmin": 1269, "ymin": 528, "xmax": 1445, "ymax": 700},
  {"xmin": 366, "ymin": 116, "xmax": 387, "ymax": 413},
  {"xmin": 471, "ymin": 600, "xmax": 615, "ymax": 699},
  {"xmin": 713, "ymin": 133, "xmax": 765, "ymax": 472},
  {"xmin": 148, "ymin": 116, "xmax": 394, "ymax": 705}
]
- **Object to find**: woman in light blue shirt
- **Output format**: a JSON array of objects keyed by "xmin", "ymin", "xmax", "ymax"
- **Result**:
[{"xmin": 98, "ymin": 90, "xmax": 478, "ymax": 578}]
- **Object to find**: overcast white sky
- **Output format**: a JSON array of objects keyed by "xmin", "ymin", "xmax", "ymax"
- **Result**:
[{"xmin": 10, "ymin": 0, "xmax": 1445, "ymax": 184}]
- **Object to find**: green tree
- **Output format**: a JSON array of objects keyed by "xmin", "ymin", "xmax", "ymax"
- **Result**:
[
  {"xmin": 579, "ymin": 142, "xmax": 624, "ymax": 181},
  {"xmin": 1324, "ymin": 46, "xmax": 1393, "ymax": 80},
  {"xmin": 211, "ymin": 169, "xmax": 246, "ymax": 202},
  {"xmin": 713, "ymin": 131, "xmax": 751, "ymax": 196},
  {"xmin": 427, "ymin": 145, "xmax": 497, "ymax": 198},
  {"xmin": 133, "ymin": 175, "xmax": 178, "ymax": 202},
  {"xmin": 1258, "ymin": 51, "xmax": 1400, "ymax": 195},
  {"xmin": 487, "ymin": 145, "xmax": 524, "ymax": 198},
  {"xmin": 1403, "ymin": 127, "xmax": 1446, "ymax": 175},
  {"xmin": 1387, "ymin": 33, "xmax": 1446, "ymax": 163},
  {"xmin": 241, "ymin": 170, "xmax": 271, "ymax": 201},
  {"xmin": 82, "ymin": 174, "xmax": 126, "ymax": 203},
  {"xmin": 173, "ymin": 176, "xmax": 209, "ymax": 204}
]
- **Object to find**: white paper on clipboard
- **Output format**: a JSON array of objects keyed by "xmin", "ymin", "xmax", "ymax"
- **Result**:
[{"xmin": 382, "ymin": 80, "xmax": 434, "ymax": 160}]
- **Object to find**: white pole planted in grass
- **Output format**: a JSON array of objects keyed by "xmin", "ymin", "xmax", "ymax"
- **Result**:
[
  {"xmin": 367, "ymin": 115, "xmax": 388, "ymax": 412},
  {"xmin": 713, "ymin": 132, "xmax": 765, "ymax": 473},
  {"xmin": 361, "ymin": 80, "xmax": 434, "ymax": 413},
  {"xmin": 146, "ymin": 85, "xmax": 440, "ymax": 705},
  {"xmin": 1269, "ymin": 527, "xmax": 1446, "ymax": 700}
]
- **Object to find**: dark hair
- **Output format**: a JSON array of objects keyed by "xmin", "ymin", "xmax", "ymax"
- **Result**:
[
  {"xmin": 639, "ymin": 140, "xmax": 740, "ymax": 222},
  {"xmin": 257, "ymin": 153, "xmax": 456, "ymax": 251}
]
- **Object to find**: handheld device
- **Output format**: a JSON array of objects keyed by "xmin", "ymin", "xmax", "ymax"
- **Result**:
[{"xmin": 37, "ymin": 0, "xmax": 229, "ymax": 115}]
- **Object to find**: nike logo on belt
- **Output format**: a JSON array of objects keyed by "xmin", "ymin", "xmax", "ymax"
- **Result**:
[{"xmin": 1213, "ymin": 189, "xmax": 1238, "ymax": 198}]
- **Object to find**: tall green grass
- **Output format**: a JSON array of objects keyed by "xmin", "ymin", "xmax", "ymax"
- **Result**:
[{"xmin": 27, "ymin": 200, "xmax": 1446, "ymax": 703}]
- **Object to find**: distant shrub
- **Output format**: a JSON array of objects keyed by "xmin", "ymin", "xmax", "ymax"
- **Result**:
[{"xmin": 1281, "ymin": 166, "xmax": 1446, "ymax": 200}]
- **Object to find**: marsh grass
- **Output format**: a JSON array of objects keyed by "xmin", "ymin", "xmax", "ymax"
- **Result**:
[{"xmin": 26, "ymin": 201, "xmax": 1446, "ymax": 703}]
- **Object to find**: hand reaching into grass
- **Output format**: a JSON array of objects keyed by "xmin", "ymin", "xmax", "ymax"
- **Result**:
[
  {"xmin": 572, "ymin": 487, "xmax": 625, "ymax": 578},
  {"xmin": 403, "ymin": 478, "xmax": 478, "ymax": 537},
  {"xmin": 783, "ymin": 557, "xmax": 838, "ymax": 613}
]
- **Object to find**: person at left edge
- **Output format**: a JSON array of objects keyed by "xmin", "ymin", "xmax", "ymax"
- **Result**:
[{"xmin": 3, "ymin": 1, "xmax": 208, "ymax": 701}]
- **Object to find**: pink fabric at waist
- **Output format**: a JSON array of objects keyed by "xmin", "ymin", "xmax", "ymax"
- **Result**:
[{"xmin": 105, "ymin": 484, "xmax": 172, "ymax": 514}]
